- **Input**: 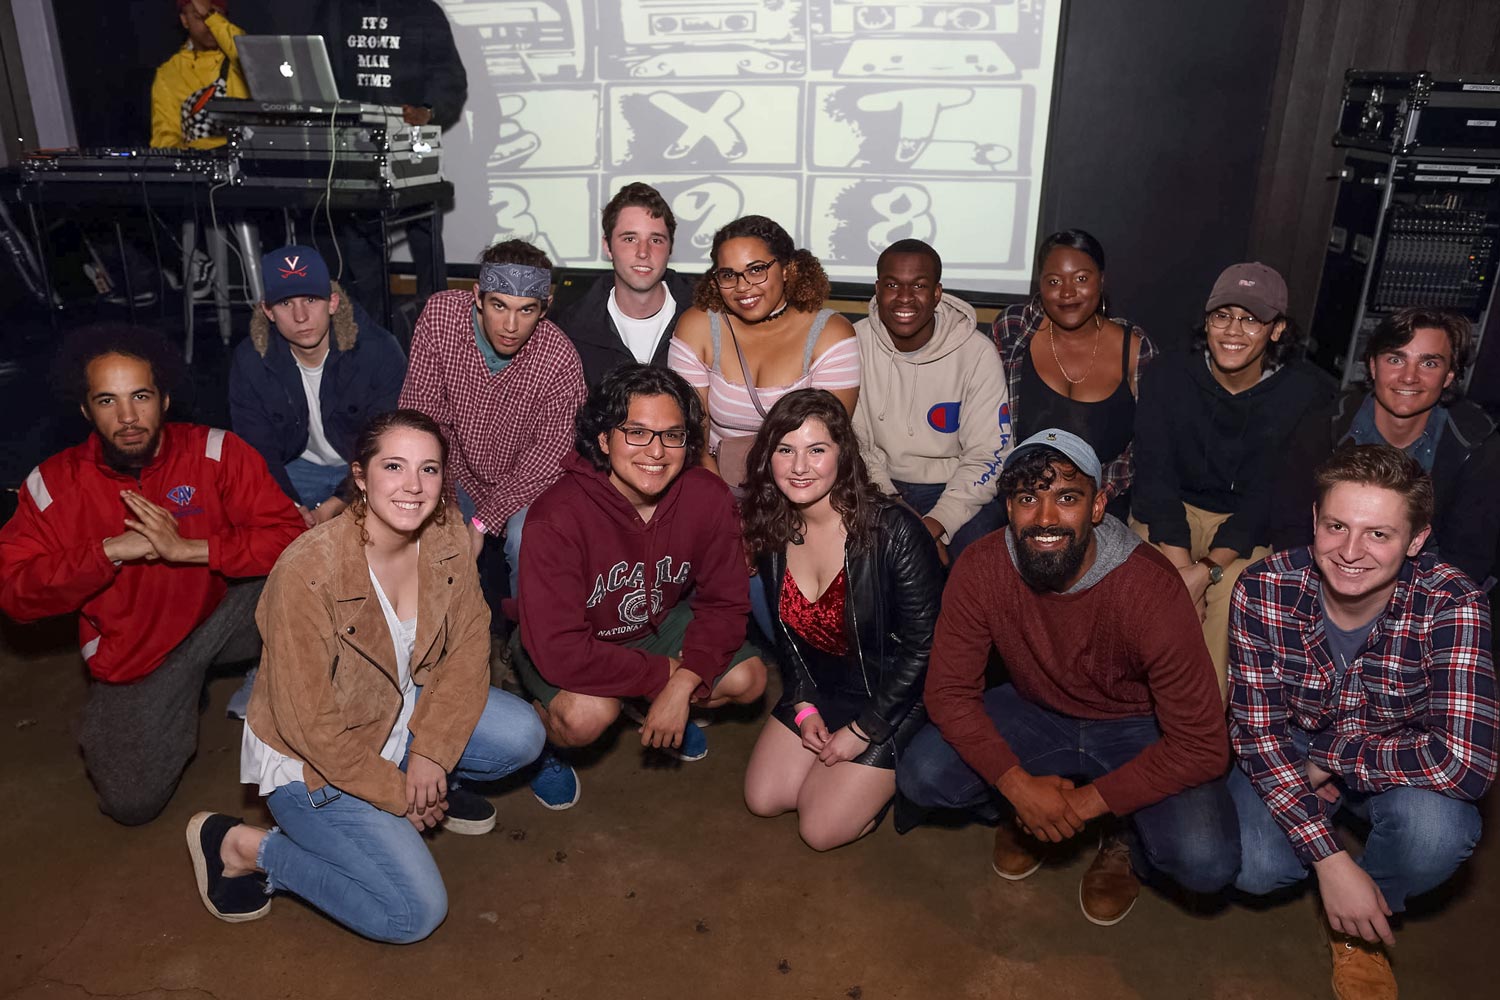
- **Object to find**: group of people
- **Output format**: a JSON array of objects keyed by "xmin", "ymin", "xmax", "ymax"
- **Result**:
[{"xmin": 1, "ymin": 176, "xmax": 1495, "ymax": 1000}]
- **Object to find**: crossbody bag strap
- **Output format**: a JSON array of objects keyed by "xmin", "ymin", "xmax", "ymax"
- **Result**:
[{"xmin": 723, "ymin": 314, "xmax": 769, "ymax": 419}]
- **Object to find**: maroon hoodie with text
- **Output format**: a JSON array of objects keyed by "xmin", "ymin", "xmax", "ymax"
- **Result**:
[{"xmin": 516, "ymin": 452, "xmax": 750, "ymax": 700}]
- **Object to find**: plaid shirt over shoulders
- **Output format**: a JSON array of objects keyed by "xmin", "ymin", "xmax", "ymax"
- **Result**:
[
  {"xmin": 399, "ymin": 289, "xmax": 587, "ymax": 532},
  {"xmin": 1228, "ymin": 547, "xmax": 1498, "ymax": 863},
  {"xmin": 990, "ymin": 297, "xmax": 1157, "ymax": 500}
]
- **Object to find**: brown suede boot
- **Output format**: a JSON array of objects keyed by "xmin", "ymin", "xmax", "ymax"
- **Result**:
[
  {"xmin": 991, "ymin": 822, "xmax": 1043, "ymax": 880},
  {"xmin": 1329, "ymin": 931, "xmax": 1397, "ymax": 1000},
  {"xmin": 1079, "ymin": 834, "xmax": 1139, "ymax": 926}
]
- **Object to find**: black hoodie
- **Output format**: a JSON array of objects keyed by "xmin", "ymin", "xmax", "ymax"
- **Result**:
[
  {"xmin": 552, "ymin": 270, "xmax": 700, "ymax": 390},
  {"xmin": 318, "ymin": 0, "xmax": 466, "ymax": 127},
  {"xmin": 1133, "ymin": 352, "xmax": 1331, "ymax": 556}
]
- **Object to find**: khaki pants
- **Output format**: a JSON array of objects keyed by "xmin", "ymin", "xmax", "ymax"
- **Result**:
[{"xmin": 1130, "ymin": 505, "xmax": 1270, "ymax": 700}]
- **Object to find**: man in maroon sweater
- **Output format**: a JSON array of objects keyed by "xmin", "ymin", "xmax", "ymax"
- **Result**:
[
  {"xmin": 511, "ymin": 364, "xmax": 766, "ymax": 808},
  {"xmin": 896, "ymin": 429, "xmax": 1236, "ymax": 926}
]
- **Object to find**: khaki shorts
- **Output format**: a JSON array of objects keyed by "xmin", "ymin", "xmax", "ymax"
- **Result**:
[{"xmin": 510, "ymin": 600, "xmax": 759, "ymax": 708}]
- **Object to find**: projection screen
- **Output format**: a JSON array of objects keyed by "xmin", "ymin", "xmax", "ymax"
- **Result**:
[{"xmin": 435, "ymin": 0, "xmax": 1064, "ymax": 296}]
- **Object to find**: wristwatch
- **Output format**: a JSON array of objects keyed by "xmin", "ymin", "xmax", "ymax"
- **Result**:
[{"xmin": 1197, "ymin": 557, "xmax": 1224, "ymax": 585}]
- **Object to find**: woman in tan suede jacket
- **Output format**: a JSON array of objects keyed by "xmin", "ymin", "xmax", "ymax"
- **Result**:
[{"xmin": 186, "ymin": 409, "xmax": 545, "ymax": 942}]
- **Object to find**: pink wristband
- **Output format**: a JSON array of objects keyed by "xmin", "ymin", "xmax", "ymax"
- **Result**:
[
  {"xmin": 793, "ymin": 706, "xmax": 820, "ymax": 727},
  {"xmin": 470, "ymin": 517, "xmax": 487, "ymax": 535}
]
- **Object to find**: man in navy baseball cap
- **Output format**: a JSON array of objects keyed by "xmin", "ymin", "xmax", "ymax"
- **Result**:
[{"xmin": 229, "ymin": 243, "xmax": 405, "ymax": 528}]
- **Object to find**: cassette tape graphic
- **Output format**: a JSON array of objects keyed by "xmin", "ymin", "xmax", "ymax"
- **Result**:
[
  {"xmin": 809, "ymin": 0, "xmax": 1032, "ymax": 78},
  {"xmin": 806, "ymin": 176, "xmax": 1024, "ymax": 274},
  {"xmin": 811, "ymin": 84, "xmax": 1027, "ymax": 170},
  {"xmin": 441, "ymin": 0, "xmax": 593, "ymax": 83},
  {"xmin": 610, "ymin": 174, "xmax": 802, "ymax": 258},
  {"xmin": 608, "ymin": 84, "xmax": 802, "ymax": 171},
  {"xmin": 599, "ymin": 1, "xmax": 807, "ymax": 79}
]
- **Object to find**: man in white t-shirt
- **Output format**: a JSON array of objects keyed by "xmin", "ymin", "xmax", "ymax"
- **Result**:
[
  {"xmin": 230, "ymin": 244, "xmax": 407, "ymax": 528},
  {"xmin": 553, "ymin": 183, "xmax": 700, "ymax": 389}
]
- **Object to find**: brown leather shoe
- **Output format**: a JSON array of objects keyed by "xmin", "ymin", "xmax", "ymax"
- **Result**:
[
  {"xmin": 991, "ymin": 822, "xmax": 1043, "ymax": 880},
  {"xmin": 1079, "ymin": 834, "xmax": 1139, "ymax": 925},
  {"xmin": 1329, "ymin": 931, "xmax": 1397, "ymax": 1000}
]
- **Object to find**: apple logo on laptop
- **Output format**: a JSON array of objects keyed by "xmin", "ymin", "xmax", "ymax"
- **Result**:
[{"xmin": 279, "ymin": 61, "xmax": 294, "ymax": 78}]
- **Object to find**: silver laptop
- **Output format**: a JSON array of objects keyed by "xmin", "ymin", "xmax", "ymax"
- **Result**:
[{"xmin": 237, "ymin": 35, "xmax": 342, "ymax": 103}]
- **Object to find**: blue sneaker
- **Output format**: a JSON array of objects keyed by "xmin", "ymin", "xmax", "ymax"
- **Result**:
[
  {"xmin": 670, "ymin": 721, "xmax": 708, "ymax": 762},
  {"xmin": 529, "ymin": 751, "xmax": 580, "ymax": 810},
  {"xmin": 620, "ymin": 704, "xmax": 708, "ymax": 762}
]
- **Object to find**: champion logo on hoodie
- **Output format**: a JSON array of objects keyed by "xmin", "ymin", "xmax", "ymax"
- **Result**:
[{"xmin": 927, "ymin": 401, "xmax": 962, "ymax": 433}]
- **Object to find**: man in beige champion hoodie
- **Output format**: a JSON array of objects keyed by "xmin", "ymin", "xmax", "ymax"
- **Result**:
[{"xmin": 854, "ymin": 240, "xmax": 1013, "ymax": 566}]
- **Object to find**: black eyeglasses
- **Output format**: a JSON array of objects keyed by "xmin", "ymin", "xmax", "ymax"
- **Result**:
[
  {"xmin": 1207, "ymin": 310, "xmax": 1266, "ymax": 335},
  {"xmin": 617, "ymin": 426, "xmax": 689, "ymax": 448},
  {"xmin": 712, "ymin": 259, "xmax": 778, "ymax": 289}
]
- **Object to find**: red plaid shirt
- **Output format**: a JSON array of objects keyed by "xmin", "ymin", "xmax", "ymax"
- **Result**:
[
  {"xmin": 990, "ymin": 298, "xmax": 1156, "ymax": 501},
  {"xmin": 399, "ymin": 290, "xmax": 587, "ymax": 531},
  {"xmin": 1228, "ymin": 547, "xmax": 1497, "ymax": 863}
]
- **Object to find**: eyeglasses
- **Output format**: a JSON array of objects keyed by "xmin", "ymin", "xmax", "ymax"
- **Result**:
[
  {"xmin": 617, "ymin": 426, "xmax": 689, "ymax": 448},
  {"xmin": 712, "ymin": 260, "xmax": 778, "ymax": 289},
  {"xmin": 1207, "ymin": 310, "xmax": 1266, "ymax": 334}
]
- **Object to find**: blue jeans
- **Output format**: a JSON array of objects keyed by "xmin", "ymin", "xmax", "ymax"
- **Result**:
[
  {"xmin": 258, "ymin": 686, "xmax": 545, "ymax": 943},
  {"xmin": 284, "ymin": 457, "xmax": 348, "ymax": 508},
  {"xmin": 455, "ymin": 485, "xmax": 528, "ymax": 600},
  {"xmin": 1228, "ymin": 728, "xmax": 1482, "ymax": 911},
  {"xmin": 896, "ymin": 684, "xmax": 1240, "ymax": 894},
  {"xmin": 891, "ymin": 480, "xmax": 1005, "ymax": 565}
]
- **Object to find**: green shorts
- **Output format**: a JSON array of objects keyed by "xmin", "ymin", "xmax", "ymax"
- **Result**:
[{"xmin": 510, "ymin": 600, "xmax": 760, "ymax": 709}]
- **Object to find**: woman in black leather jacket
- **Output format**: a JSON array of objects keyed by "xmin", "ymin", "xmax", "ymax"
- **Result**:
[{"xmin": 740, "ymin": 389, "xmax": 944, "ymax": 850}]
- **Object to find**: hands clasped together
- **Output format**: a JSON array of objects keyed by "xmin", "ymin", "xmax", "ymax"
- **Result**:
[{"xmin": 102, "ymin": 490, "xmax": 205, "ymax": 564}]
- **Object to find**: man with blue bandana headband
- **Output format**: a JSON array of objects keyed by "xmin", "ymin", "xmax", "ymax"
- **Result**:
[{"xmin": 400, "ymin": 242, "xmax": 586, "ymax": 818}]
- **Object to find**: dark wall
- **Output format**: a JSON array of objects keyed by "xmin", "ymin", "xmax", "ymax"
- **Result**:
[
  {"xmin": 1040, "ymin": 0, "xmax": 1288, "ymax": 354},
  {"xmin": 1249, "ymin": 0, "xmax": 1500, "ymax": 328},
  {"xmin": 55, "ymin": 0, "xmax": 316, "ymax": 149}
]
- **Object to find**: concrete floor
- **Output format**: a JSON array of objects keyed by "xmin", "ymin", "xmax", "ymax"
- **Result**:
[{"xmin": 0, "ymin": 619, "xmax": 1495, "ymax": 1000}]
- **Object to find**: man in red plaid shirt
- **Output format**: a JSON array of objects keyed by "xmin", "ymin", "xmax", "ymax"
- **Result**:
[
  {"xmin": 1228, "ymin": 443, "xmax": 1496, "ymax": 1000},
  {"xmin": 399, "ymin": 239, "xmax": 587, "ymax": 608}
]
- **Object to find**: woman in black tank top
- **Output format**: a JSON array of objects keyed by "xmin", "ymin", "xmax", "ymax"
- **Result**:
[{"xmin": 995, "ymin": 229, "xmax": 1157, "ymax": 519}]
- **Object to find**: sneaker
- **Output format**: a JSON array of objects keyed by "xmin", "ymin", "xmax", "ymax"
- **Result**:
[
  {"xmin": 670, "ymin": 720, "xmax": 709, "ymax": 762},
  {"xmin": 1079, "ymin": 833, "xmax": 1139, "ymax": 926},
  {"xmin": 441, "ymin": 785, "xmax": 496, "ymax": 835},
  {"xmin": 185, "ymin": 812, "xmax": 271, "ymax": 923},
  {"xmin": 991, "ymin": 822, "xmax": 1043, "ymax": 881},
  {"xmin": 1329, "ymin": 931, "xmax": 1397, "ymax": 1000},
  {"xmin": 619, "ymin": 704, "xmax": 709, "ymax": 762},
  {"xmin": 529, "ymin": 751, "xmax": 580, "ymax": 810},
  {"xmin": 225, "ymin": 666, "xmax": 257, "ymax": 720}
]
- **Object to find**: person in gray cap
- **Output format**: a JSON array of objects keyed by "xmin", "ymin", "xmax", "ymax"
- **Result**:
[
  {"xmin": 896, "ymin": 428, "xmax": 1236, "ymax": 927},
  {"xmin": 1131, "ymin": 262, "xmax": 1329, "ymax": 694}
]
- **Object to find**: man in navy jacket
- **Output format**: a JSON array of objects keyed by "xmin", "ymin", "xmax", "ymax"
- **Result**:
[{"xmin": 229, "ymin": 244, "xmax": 406, "ymax": 528}]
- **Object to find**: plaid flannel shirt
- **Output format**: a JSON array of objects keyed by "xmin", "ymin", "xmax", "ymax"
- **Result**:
[
  {"xmin": 399, "ymin": 290, "xmax": 587, "ymax": 532},
  {"xmin": 1228, "ymin": 547, "xmax": 1497, "ymax": 863},
  {"xmin": 990, "ymin": 298, "xmax": 1156, "ymax": 500}
]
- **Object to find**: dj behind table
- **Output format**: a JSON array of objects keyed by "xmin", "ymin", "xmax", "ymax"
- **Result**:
[{"xmin": 10, "ymin": 98, "xmax": 448, "ymax": 361}]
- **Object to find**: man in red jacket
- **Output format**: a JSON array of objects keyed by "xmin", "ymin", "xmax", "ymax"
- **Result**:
[
  {"xmin": 896, "ymin": 429, "xmax": 1236, "ymax": 926},
  {"xmin": 0, "ymin": 325, "xmax": 304, "ymax": 825},
  {"xmin": 511, "ymin": 364, "xmax": 766, "ymax": 809}
]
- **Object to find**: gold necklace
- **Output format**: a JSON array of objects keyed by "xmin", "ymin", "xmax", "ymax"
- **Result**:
[{"xmin": 1049, "ymin": 313, "xmax": 1102, "ymax": 385}]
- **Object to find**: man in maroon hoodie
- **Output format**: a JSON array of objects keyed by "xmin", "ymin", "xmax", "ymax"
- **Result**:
[
  {"xmin": 511, "ymin": 364, "xmax": 766, "ymax": 808},
  {"xmin": 896, "ymin": 429, "xmax": 1237, "ymax": 926}
]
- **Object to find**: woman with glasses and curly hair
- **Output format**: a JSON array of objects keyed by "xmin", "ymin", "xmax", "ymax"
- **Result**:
[
  {"xmin": 185, "ymin": 409, "xmax": 544, "ymax": 942},
  {"xmin": 740, "ymin": 389, "xmax": 944, "ymax": 850},
  {"xmin": 668, "ymin": 215, "xmax": 861, "ymax": 497}
]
